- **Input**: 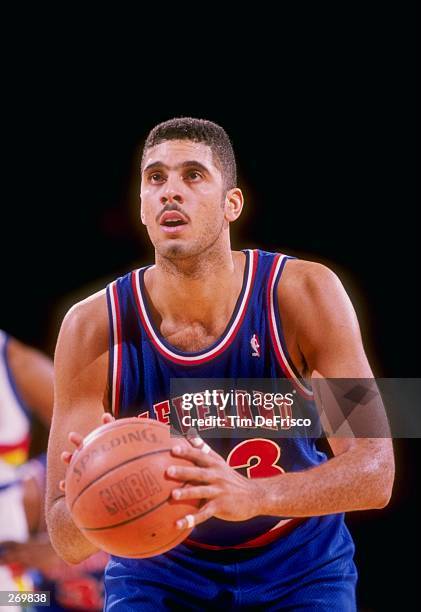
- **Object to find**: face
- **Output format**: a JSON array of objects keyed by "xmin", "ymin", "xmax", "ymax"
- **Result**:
[{"xmin": 140, "ymin": 140, "xmax": 228, "ymax": 259}]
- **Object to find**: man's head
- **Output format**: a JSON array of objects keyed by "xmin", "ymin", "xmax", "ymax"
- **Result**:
[
  {"xmin": 141, "ymin": 117, "xmax": 237, "ymax": 192},
  {"xmin": 140, "ymin": 117, "xmax": 243, "ymax": 260}
]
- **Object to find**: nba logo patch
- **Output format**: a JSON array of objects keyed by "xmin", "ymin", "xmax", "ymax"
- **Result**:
[{"xmin": 250, "ymin": 333, "xmax": 260, "ymax": 357}]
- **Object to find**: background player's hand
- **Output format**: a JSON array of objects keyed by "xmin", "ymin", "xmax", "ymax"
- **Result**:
[
  {"xmin": 0, "ymin": 536, "xmax": 60, "ymax": 572},
  {"xmin": 59, "ymin": 413, "xmax": 115, "ymax": 492},
  {"xmin": 167, "ymin": 438, "xmax": 261, "ymax": 529}
]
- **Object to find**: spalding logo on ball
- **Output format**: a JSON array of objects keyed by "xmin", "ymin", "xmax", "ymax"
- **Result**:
[{"xmin": 65, "ymin": 418, "xmax": 200, "ymax": 558}]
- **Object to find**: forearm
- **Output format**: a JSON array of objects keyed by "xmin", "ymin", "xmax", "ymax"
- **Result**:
[
  {"xmin": 256, "ymin": 439, "xmax": 394, "ymax": 517},
  {"xmin": 46, "ymin": 496, "xmax": 99, "ymax": 564}
]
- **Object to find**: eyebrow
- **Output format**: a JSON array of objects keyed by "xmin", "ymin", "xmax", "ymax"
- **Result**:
[{"xmin": 143, "ymin": 160, "xmax": 211, "ymax": 175}]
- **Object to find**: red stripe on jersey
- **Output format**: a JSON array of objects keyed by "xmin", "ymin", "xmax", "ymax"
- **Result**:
[{"xmin": 186, "ymin": 517, "xmax": 306, "ymax": 550}]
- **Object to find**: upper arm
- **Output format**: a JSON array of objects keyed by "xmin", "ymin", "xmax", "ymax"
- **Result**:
[
  {"xmin": 7, "ymin": 338, "xmax": 54, "ymax": 426},
  {"xmin": 282, "ymin": 260, "xmax": 373, "ymax": 379},
  {"xmin": 279, "ymin": 260, "xmax": 392, "ymax": 458},
  {"xmin": 46, "ymin": 290, "xmax": 109, "ymax": 511}
]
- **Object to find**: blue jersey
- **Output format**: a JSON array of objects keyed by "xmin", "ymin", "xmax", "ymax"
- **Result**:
[{"xmin": 106, "ymin": 249, "xmax": 343, "ymax": 548}]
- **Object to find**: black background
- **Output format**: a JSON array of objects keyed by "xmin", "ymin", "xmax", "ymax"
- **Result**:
[{"xmin": 1, "ymin": 9, "xmax": 418, "ymax": 610}]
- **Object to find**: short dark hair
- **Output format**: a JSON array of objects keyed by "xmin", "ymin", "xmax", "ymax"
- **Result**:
[{"xmin": 141, "ymin": 117, "xmax": 237, "ymax": 190}]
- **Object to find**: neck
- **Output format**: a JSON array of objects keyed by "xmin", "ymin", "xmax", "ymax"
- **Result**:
[{"xmin": 145, "ymin": 242, "xmax": 245, "ymax": 327}]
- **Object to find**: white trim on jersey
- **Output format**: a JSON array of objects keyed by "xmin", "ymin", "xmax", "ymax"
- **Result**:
[{"xmin": 108, "ymin": 284, "xmax": 120, "ymax": 416}]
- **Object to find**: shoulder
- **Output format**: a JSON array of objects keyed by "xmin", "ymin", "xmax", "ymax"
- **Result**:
[
  {"xmin": 277, "ymin": 256, "xmax": 361, "ymax": 356},
  {"xmin": 57, "ymin": 289, "xmax": 109, "ymax": 357},
  {"xmin": 278, "ymin": 258, "xmax": 347, "ymax": 311},
  {"xmin": 277, "ymin": 257, "xmax": 359, "ymax": 339},
  {"xmin": 55, "ymin": 290, "xmax": 110, "ymax": 407},
  {"xmin": 280, "ymin": 258, "xmax": 342, "ymax": 293},
  {"xmin": 62, "ymin": 289, "xmax": 108, "ymax": 330}
]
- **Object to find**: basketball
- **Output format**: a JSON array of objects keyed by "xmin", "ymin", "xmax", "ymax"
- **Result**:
[{"xmin": 65, "ymin": 417, "xmax": 200, "ymax": 558}]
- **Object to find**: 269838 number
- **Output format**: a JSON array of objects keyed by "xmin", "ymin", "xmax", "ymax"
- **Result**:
[{"xmin": 2, "ymin": 591, "xmax": 50, "ymax": 606}]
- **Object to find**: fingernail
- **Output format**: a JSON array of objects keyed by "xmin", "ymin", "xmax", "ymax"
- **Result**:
[
  {"xmin": 191, "ymin": 437, "xmax": 203, "ymax": 448},
  {"xmin": 176, "ymin": 520, "xmax": 183, "ymax": 529},
  {"xmin": 172, "ymin": 489, "xmax": 181, "ymax": 499},
  {"xmin": 173, "ymin": 446, "xmax": 182, "ymax": 454},
  {"xmin": 167, "ymin": 466, "xmax": 176, "ymax": 476}
]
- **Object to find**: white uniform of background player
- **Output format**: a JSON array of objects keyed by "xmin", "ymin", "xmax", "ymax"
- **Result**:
[
  {"xmin": 0, "ymin": 330, "xmax": 53, "ymax": 609},
  {"xmin": 0, "ymin": 330, "xmax": 32, "ymax": 598}
]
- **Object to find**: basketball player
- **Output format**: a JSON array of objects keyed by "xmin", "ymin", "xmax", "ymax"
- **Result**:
[
  {"xmin": 0, "ymin": 331, "xmax": 53, "ymax": 605},
  {"xmin": 1, "ymin": 453, "xmax": 108, "ymax": 611},
  {"xmin": 46, "ymin": 118, "xmax": 395, "ymax": 611}
]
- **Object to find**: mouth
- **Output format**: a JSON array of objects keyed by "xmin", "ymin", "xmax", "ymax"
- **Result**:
[{"xmin": 159, "ymin": 211, "xmax": 189, "ymax": 234}]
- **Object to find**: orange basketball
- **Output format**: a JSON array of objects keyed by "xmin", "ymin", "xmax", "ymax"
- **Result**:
[{"xmin": 65, "ymin": 417, "xmax": 200, "ymax": 558}]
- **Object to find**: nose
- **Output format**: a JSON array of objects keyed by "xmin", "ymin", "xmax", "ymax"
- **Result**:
[{"xmin": 160, "ymin": 176, "xmax": 184, "ymax": 206}]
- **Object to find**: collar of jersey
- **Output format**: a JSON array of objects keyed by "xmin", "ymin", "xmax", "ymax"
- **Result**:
[{"xmin": 132, "ymin": 249, "xmax": 258, "ymax": 365}]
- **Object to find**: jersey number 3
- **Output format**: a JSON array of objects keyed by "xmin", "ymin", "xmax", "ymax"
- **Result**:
[{"xmin": 227, "ymin": 438, "xmax": 285, "ymax": 478}]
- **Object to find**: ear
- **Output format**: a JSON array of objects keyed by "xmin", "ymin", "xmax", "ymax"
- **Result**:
[
  {"xmin": 224, "ymin": 188, "xmax": 244, "ymax": 222},
  {"xmin": 140, "ymin": 191, "xmax": 146, "ymax": 225}
]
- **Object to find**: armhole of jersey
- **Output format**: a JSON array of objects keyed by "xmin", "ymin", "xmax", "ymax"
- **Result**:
[
  {"xmin": 2, "ymin": 333, "xmax": 32, "ymax": 420},
  {"xmin": 267, "ymin": 254, "xmax": 313, "ymax": 399},
  {"xmin": 106, "ymin": 282, "xmax": 122, "ymax": 417}
]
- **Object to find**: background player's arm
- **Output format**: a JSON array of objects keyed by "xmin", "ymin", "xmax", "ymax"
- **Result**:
[
  {"xmin": 46, "ymin": 291, "xmax": 109, "ymax": 564},
  {"xmin": 0, "ymin": 457, "xmax": 62, "ymax": 573},
  {"xmin": 7, "ymin": 337, "xmax": 54, "ymax": 425}
]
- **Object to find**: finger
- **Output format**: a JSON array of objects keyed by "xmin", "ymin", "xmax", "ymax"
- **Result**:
[
  {"xmin": 185, "ymin": 431, "xmax": 222, "ymax": 462},
  {"xmin": 189, "ymin": 438, "xmax": 212, "ymax": 454},
  {"xmin": 59, "ymin": 480, "xmax": 66, "ymax": 492},
  {"xmin": 186, "ymin": 426, "xmax": 199, "ymax": 441},
  {"xmin": 166, "ymin": 465, "xmax": 214, "ymax": 482},
  {"xmin": 186, "ymin": 429, "xmax": 213, "ymax": 453},
  {"xmin": 176, "ymin": 502, "xmax": 216, "ymax": 530},
  {"xmin": 188, "ymin": 436, "xmax": 208, "ymax": 449},
  {"xmin": 102, "ymin": 413, "xmax": 115, "ymax": 425},
  {"xmin": 60, "ymin": 451, "xmax": 72, "ymax": 465},
  {"xmin": 171, "ymin": 445, "xmax": 215, "ymax": 467},
  {"xmin": 68, "ymin": 432, "xmax": 83, "ymax": 448},
  {"xmin": 172, "ymin": 485, "xmax": 220, "ymax": 501}
]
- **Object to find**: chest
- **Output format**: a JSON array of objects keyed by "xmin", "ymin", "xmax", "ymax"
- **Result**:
[
  {"xmin": 159, "ymin": 320, "xmax": 225, "ymax": 352},
  {"xmin": 157, "ymin": 314, "xmax": 304, "ymax": 375}
]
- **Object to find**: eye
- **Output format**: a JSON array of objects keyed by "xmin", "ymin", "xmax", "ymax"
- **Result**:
[
  {"xmin": 185, "ymin": 170, "xmax": 203, "ymax": 182},
  {"xmin": 149, "ymin": 172, "xmax": 165, "ymax": 184}
]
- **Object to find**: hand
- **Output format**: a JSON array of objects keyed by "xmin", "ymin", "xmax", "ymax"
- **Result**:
[
  {"xmin": 59, "ymin": 413, "xmax": 115, "ymax": 492},
  {"xmin": 0, "ymin": 535, "xmax": 60, "ymax": 572},
  {"xmin": 167, "ymin": 438, "xmax": 261, "ymax": 530},
  {"xmin": 59, "ymin": 417, "xmax": 205, "ymax": 492}
]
